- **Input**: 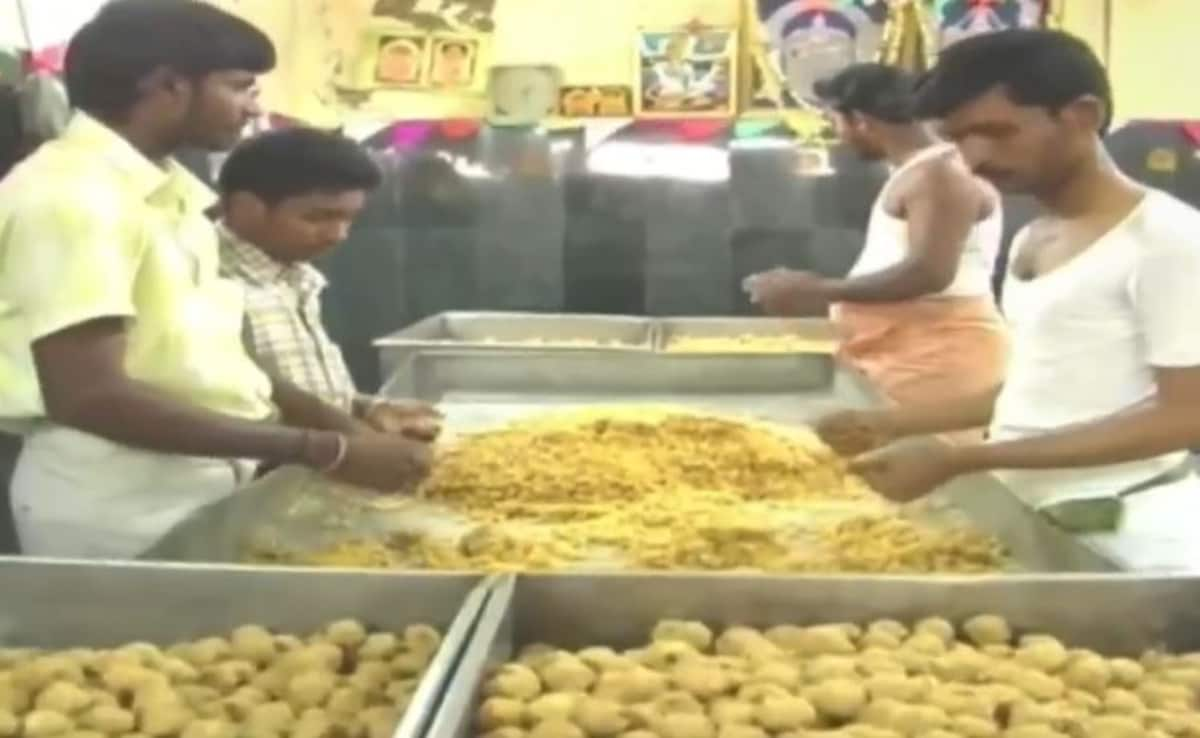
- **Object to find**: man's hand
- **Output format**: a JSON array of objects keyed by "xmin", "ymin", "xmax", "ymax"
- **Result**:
[
  {"xmin": 328, "ymin": 433, "xmax": 434, "ymax": 492},
  {"xmin": 743, "ymin": 268, "xmax": 832, "ymax": 316},
  {"xmin": 815, "ymin": 409, "xmax": 898, "ymax": 456},
  {"xmin": 363, "ymin": 399, "xmax": 443, "ymax": 442},
  {"xmin": 849, "ymin": 439, "xmax": 960, "ymax": 503}
]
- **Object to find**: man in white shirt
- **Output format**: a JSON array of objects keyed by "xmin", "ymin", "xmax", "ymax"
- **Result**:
[{"xmin": 817, "ymin": 29, "xmax": 1200, "ymax": 570}]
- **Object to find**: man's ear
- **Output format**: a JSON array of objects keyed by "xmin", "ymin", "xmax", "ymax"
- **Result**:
[
  {"xmin": 1062, "ymin": 94, "xmax": 1108, "ymax": 135},
  {"xmin": 224, "ymin": 191, "xmax": 268, "ymax": 222},
  {"xmin": 136, "ymin": 66, "xmax": 191, "ymax": 103}
]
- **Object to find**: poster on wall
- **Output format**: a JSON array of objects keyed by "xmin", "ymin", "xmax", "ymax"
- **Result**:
[
  {"xmin": 635, "ymin": 28, "xmax": 737, "ymax": 118},
  {"xmin": 339, "ymin": 0, "xmax": 493, "ymax": 97},
  {"xmin": 747, "ymin": 0, "xmax": 888, "ymax": 112},
  {"xmin": 559, "ymin": 86, "xmax": 633, "ymax": 118},
  {"xmin": 745, "ymin": 0, "xmax": 1045, "ymax": 113},
  {"xmin": 374, "ymin": 34, "xmax": 429, "ymax": 87}
]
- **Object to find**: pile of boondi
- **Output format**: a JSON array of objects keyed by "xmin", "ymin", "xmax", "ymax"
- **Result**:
[
  {"xmin": 276, "ymin": 408, "xmax": 1004, "ymax": 573},
  {"xmin": 664, "ymin": 336, "xmax": 837, "ymax": 354},
  {"xmin": 477, "ymin": 615, "xmax": 1200, "ymax": 738}
]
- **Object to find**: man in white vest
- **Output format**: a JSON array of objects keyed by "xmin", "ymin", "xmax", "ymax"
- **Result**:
[
  {"xmin": 818, "ymin": 30, "xmax": 1200, "ymax": 570},
  {"xmin": 747, "ymin": 63, "xmax": 1008, "ymax": 435}
]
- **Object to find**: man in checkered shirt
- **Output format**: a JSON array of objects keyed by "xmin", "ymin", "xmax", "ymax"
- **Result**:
[{"xmin": 217, "ymin": 127, "xmax": 439, "ymax": 438}]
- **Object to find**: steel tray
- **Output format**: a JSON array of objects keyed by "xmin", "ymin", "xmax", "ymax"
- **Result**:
[
  {"xmin": 654, "ymin": 316, "xmax": 838, "ymax": 352},
  {"xmin": 427, "ymin": 573, "xmax": 1200, "ymax": 738},
  {"xmin": 0, "ymin": 557, "xmax": 490, "ymax": 738},
  {"xmin": 375, "ymin": 312, "xmax": 653, "ymax": 379},
  {"xmin": 382, "ymin": 349, "xmax": 837, "ymax": 402}
]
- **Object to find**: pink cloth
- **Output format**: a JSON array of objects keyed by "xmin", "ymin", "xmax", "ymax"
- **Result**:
[{"xmin": 834, "ymin": 296, "xmax": 1010, "ymax": 442}]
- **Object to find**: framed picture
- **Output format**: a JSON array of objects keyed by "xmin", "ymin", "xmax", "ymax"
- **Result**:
[
  {"xmin": 634, "ymin": 28, "xmax": 737, "ymax": 118},
  {"xmin": 340, "ymin": 18, "xmax": 489, "ymax": 94},
  {"xmin": 429, "ymin": 35, "xmax": 481, "ymax": 89},
  {"xmin": 747, "ymin": 0, "xmax": 886, "ymax": 112},
  {"xmin": 558, "ymin": 85, "xmax": 633, "ymax": 118},
  {"xmin": 375, "ymin": 34, "xmax": 430, "ymax": 86}
]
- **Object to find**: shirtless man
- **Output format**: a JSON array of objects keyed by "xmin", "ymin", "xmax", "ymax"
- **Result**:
[
  {"xmin": 746, "ymin": 63, "xmax": 1008, "ymax": 415},
  {"xmin": 818, "ymin": 30, "xmax": 1200, "ymax": 570}
]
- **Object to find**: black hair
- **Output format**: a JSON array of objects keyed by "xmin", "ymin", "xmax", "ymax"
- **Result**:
[
  {"xmin": 439, "ymin": 42, "xmax": 470, "ymax": 55},
  {"xmin": 914, "ymin": 28, "xmax": 1113, "ymax": 135},
  {"xmin": 218, "ymin": 128, "xmax": 383, "ymax": 204},
  {"xmin": 814, "ymin": 63, "xmax": 917, "ymax": 124},
  {"xmin": 64, "ymin": 0, "xmax": 276, "ymax": 120}
]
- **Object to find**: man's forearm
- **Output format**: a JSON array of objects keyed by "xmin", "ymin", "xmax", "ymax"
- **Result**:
[
  {"xmin": 949, "ymin": 398, "xmax": 1195, "ymax": 475},
  {"xmin": 890, "ymin": 385, "xmax": 1002, "ymax": 437},
  {"xmin": 819, "ymin": 261, "xmax": 949, "ymax": 304},
  {"xmin": 51, "ymin": 379, "xmax": 320, "ymax": 465},
  {"xmin": 270, "ymin": 376, "xmax": 365, "ymax": 435}
]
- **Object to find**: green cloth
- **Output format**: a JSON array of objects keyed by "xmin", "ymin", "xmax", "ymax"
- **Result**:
[{"xmin": 1039, "ymin": 497, "xmax": 1123, "ymax": 534}]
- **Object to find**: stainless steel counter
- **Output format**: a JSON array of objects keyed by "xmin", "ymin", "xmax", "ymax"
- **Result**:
[
  {"xmin": 427, "ymin": 573, "xmax": 1200, "ymax": 738},
  {"xmin": 0, "ymin": 557, "xmax": 491, "ymax": 738}
]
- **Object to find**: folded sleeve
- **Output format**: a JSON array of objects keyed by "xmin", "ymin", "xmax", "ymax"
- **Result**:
[{"xmin": 6, "ymin": 192, "xmax": 143, "ymax": 340}]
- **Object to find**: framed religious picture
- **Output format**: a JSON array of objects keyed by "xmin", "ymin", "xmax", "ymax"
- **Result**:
[
  {"xmin": 634, "ymin": 27, "xmax": 737, "ymax": 118},
  {"xmin": 429, "ymin": 35, "xmax": 482, "ymax": 89},
  {"xmin": 374, "ymin": 34, "xmax": 430, "ymax": 87},
  {"xmin": 746, "ymin": 0, "xmax": 887, "ymax": 112}
]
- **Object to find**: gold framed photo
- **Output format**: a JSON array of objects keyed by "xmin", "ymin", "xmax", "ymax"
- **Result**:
[
  {"xmin": 374, "ymin": 33, "xmax": 431, "ymax": 87},
  {"xmin": 634, "ymin": 27, "xmax": 737, "ymax": 118}
]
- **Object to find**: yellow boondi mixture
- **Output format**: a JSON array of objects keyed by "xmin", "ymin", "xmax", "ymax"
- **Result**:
[
  {"xmin": 257, "ymin": 408, "xmax": 1004, "ymax": 573},
  {"xmin": 663, "ymin": 335, "xmax": 837, "ymax": 354}
]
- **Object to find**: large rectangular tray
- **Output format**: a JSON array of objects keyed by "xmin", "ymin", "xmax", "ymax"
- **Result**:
[
  {"xmin": 374, "ymin": 352, "xmax": 1113, "ymax": 573},
  {"xmin": 655, "ymin": 316, "xmax": 838, "ymax": 352},
  {"xmin": 382, "ymin": 349, "xmax": 837, "ymax": 400},
  {"xmin": 0, "ymin": 557, "xmax": 490, "ymax": 738},
  {"xmin": 426, "ymin": 573, "xmax": 1200, "ymax": 738},
  {"xmin": 375, "ymin": 312, "xmax": 654, "ymax": 379}
]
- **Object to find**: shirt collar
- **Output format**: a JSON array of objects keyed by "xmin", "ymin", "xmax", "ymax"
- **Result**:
[
  {"xmin": 218, "ymin": 224, "xmax": 328, "ymax": 292},
  {"xmin": 62, "ymin": 111, "xmax": 217, "ymax": 211}
]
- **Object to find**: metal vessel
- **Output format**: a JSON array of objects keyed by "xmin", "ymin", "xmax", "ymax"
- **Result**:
[
  {"xmin": 0, "ymin": 557, "xmax": 490, "ymax": 738},
  {"xmin": 426, "ymin": 572, "xmax": 1200, "ymax": 738}
]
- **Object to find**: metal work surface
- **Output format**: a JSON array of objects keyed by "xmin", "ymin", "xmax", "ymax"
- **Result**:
[
  {"xmin": 428, "ymin": 573, "xmax": 1200, "ymax": 738},
  {"xmin": 375, "ymin": 312, "xmax": 654, "ymax": 379},
  {"xmin": 0, "ymin": 558, "xmax": 490, "ymax": 738}
]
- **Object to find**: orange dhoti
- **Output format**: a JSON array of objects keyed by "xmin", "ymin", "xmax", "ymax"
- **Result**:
[{"xmin": 833, "ymin": 297, "xmax": 1010, "ymax": 442}]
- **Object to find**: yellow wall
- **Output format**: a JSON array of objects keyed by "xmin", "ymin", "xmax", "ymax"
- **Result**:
[
  {"xmin": 1109, "ymin": 0, "xmax": 1200, "ymax": 120},
  {"xmin": 216, "ymin": 0, "xmax": 1198, "ymax": 126}
]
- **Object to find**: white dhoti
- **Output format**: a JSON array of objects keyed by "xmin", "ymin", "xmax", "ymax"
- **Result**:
[{"xmin": 11, "ymin": 425, "xmax": 253, "ymax": 560}]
